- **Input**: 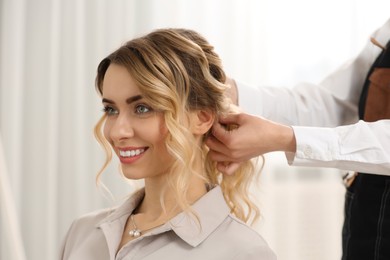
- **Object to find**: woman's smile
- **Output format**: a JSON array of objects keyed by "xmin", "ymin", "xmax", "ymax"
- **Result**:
[{"xmin": 118, "ymin": 147, "xmax": 148, "ymax": 164}]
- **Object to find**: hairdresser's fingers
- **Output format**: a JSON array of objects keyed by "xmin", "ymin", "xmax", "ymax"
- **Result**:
[
  {"xmin": 218, "ymin": 113, "xmax": 242, "ymax": 125},
  {"xmin": 205, "ymin": 134, "xmax": 230, "ymax": 156},
  {"xmin": 208, "ymin": 148, "xmax": 235, "ymax": 163},
  {"xmin": 211, "ymin": 114, "xmax": 241, "ymax": 144},
  {"xmin": 216, "ymin": 162, "xmax": 241, "ymax": 175}
]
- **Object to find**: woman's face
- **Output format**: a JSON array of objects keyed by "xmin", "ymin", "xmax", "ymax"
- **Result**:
[{"xmin": 102, "ymin": 64, "xmax": 174, "ymax": 180}]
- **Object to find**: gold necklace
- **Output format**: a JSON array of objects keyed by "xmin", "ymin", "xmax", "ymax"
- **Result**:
[{"xmin": 128, "ymin": 214, "xmax": 142, "ymax": 237}]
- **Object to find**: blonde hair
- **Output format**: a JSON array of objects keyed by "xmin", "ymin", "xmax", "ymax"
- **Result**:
[{"xmin": 94, "ymin": 28, "xmax": 261, "ymax": 224}]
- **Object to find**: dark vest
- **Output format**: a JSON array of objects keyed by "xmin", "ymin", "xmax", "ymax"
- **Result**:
[
  {"xmin": 357, "ymin": 39, "xmax": 390, "ymax": 176},
  {"xmin": 359, "ymin": 39, "xmax": 390, "ymax": 121}
]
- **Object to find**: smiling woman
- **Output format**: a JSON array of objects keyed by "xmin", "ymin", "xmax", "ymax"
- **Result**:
[
  {"xmin": 101, "ymin": 64, "xmax": 173, "ymax": 181},
  {"xmin": 59, "ymin": 28, "xmax": 276, "ymax": 260}
]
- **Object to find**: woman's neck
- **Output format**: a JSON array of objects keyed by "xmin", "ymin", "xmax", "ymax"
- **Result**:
[{"xmin": 135, "ymin": 173, "xmax": 207, "ymax": 222}]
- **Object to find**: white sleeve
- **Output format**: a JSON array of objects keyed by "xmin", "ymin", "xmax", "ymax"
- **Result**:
[
  {"xmin": 238, "ymin": 80, "xmax": 361, "ymax": 127},
  {"xmin": 238, "ymin": 19, "xmax": 390, "ymax": 127},
  {"xmin": 286, "ymin": 120, "xmax": 390, "ymax": 175},
  {"xmin": 237, "ymin": 19, "xmax": 390, "ymax": 175}
]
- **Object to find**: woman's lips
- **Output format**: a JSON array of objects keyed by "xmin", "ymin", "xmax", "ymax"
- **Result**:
[{"xmin": 118, "ymin": 147, "xmax": 147, "ymax": 164}]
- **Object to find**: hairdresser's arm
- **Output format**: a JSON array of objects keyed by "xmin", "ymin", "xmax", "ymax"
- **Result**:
[
  {"xmin": 207, "ymin": 114, "xmax": 390, "ymax": 176},
  {"xmin": 289, "ymin": 120, "xmax": 390, "ymax": 175},
  {"xmin": 236, "ymin": 19, "xmax": 390, "ymax": 127}
]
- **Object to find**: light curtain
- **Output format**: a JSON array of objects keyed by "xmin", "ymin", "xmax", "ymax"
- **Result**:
[{"xmin": 1, "ymin": 1, "xmax": 389, "ymax": 260}]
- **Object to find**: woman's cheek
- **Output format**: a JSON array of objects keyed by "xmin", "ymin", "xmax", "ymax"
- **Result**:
[{"xmin": 103, "ymin": 120, "xmax": 112, "ymax": 143}]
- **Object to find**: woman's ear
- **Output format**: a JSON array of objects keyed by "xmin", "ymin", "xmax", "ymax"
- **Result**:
[{"xmin": 190, "ymin": 110, "xmax": 215, "ymax": 135}]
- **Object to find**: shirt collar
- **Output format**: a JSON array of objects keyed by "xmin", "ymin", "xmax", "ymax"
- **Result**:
[
  {"xmin": 97, "ymin": 185, "xmax": 231, "ymax": 247},
  {"xmin": 169, "ymin": 185, "xmax": 231, "ymax": 247}
]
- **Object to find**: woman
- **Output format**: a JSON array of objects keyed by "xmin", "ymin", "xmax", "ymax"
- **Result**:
[{"xmin": 60, "ymin": 28, "xmax": 276, "ymax": 260}]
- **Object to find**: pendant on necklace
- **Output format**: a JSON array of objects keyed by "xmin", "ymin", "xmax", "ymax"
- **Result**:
[
  {"xmin": 129, "ymin": 228, "xmax": 141, "ymax": 237},
  {"xmin": 129, "ymin": 214, "xmax": 142, "ymax": 237}
]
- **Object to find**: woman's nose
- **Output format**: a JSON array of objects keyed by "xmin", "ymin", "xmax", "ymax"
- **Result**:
[{"xmin": 110, "ymin": 114, "xmax": 134, "ymax": 142}]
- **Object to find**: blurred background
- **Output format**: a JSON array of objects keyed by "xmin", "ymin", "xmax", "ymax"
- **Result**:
[{"xmin": 0, "ymin": 0, "xmax": 389, "ymax": 260}]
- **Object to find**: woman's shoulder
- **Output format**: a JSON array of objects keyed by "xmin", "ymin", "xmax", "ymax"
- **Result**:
[
  {"xmin": 71, "ymin": 207, "xmax": 114, "ymax": 227},
  {"xmin": 211, "ymin": 214, "xmax": 276, "ymax": 259},
  {"xmin": 224, "ymin": 215, "xmax": 269, "ymax": 242}
]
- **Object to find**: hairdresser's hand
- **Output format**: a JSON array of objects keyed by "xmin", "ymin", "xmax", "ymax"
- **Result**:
[{"xmin": 206, "ymin": 112, "xmax": 296, "ymax": 175}]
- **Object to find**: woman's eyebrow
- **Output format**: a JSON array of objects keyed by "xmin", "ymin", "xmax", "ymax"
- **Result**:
[
  {"xmin": 126, "ymin": 95, "xmax": 143, "ymax": 104},
  {"xmin": 102, "ymin": 95, "xmax": 143, "ymax": 104},
  {"xmin": 102, "ymin": 98, "xmax": 114, "ymax": 104}
]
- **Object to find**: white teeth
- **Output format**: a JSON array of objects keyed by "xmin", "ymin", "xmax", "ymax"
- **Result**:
[{"xmin": 119, "ymin": 149, "xmax": 144, "ymax": 158}]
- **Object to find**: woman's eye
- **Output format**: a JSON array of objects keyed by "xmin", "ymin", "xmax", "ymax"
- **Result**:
[
  {"xmin": 135, "ymin": 104, "xmax": 151, "ymax": 114},
  {"xmin": 102, "ymin": 106, "xmax": 118, "ymax": 115}
]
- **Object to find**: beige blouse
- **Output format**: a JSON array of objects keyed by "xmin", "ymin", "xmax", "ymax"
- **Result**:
[{"xmin": 60, "ymin": 186, "xmax": 276, "ymax": 260}]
